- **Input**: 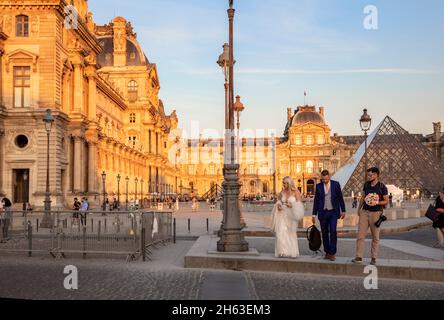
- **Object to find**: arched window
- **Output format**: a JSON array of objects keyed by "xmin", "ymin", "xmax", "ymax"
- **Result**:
[
  {"xmin": 16, "ymin": 15, "xmax": 29, "ymax": 37},
  {"xmin": 306, "ymin": 160, "xmax": 314, "ymax": 174},
  {"xmin": 128, "ymin": 80, "xmax": 138, "ymax": 102},
  {"xmin": 317, "ymin": 134, "xmax": 325, "ymax": 145}
]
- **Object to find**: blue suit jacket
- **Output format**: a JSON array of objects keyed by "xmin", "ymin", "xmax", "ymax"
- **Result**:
[{"xmin": 312, "ymin": 180, "xmax": 346, "ymax": 219}]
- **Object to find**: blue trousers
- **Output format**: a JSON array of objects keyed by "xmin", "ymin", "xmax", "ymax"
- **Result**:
[{"xmin": 319, "ymin": 210, "xmax": 338, "ymax": 255}]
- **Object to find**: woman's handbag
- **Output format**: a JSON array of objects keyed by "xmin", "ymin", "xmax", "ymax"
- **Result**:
[{"xmin": 425, "ymin": 204, "xmax": 439, "ymax": 222}]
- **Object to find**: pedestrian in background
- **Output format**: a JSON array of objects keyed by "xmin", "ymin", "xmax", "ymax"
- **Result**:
[
  {"xmin": 433, "ymin": 188, "xmax": 444, "ymax": 248},
  {"xmin": 1, "ymin": 198, "xmax": 12, "ymax": 242}
]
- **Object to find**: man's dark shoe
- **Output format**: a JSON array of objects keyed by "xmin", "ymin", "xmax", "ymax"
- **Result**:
[
  {"xmin": 370, "ymin": 258, "xmax": 377, "ymax": 265},
  {"xmin": 351, "ymin": 257, "xmax": 363, "ymax": 264}
]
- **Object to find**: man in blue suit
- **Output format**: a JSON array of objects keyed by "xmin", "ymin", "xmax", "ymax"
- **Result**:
[{"xmin": 312, "ymin": 170, "xmax": 346, "ymax": 261}]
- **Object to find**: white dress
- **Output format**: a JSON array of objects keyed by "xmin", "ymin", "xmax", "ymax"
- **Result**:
[{"xmin": 270, "ymin": 194, "xmax": 305, "ymax": 258}]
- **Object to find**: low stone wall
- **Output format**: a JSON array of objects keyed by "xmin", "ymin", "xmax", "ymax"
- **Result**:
[{"xmin": 263, "ymin": 208, "xmax": 427, "ymax": 230}]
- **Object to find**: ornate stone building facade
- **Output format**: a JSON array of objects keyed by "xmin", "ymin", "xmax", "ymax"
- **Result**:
[
  {"xmin": 0, "ymin": 0, "xmax": 184, "ymax": 208},
  {"xmin": 422, "ymin": 122, "xmax": 443, "ymax": 161},
  {"xmin": 183, "ymin": 105, "xmax": 355, "ymax": 197}
]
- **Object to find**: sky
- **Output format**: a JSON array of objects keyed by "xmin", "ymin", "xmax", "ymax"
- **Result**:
[{"xmin": 88, "ymin": 0, "xmax": 444, "ymax": 138}]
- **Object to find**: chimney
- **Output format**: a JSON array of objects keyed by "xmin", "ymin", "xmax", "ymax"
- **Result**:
[
  {"xmin": 113, "ymin": 17, "xmax": 127, "ymax": 67},
  {"xmin": 433, "ymin": 122, "xmax": 441, "ymax": 142},
  {"xmin": 287, "ymin": 108, "xmax": 292, "ymax": 121},
  {"xmin": 319, "ymin": 107, "xmax": 325, "ymax": 117}
]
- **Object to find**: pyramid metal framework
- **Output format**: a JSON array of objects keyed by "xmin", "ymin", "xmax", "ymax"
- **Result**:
[{"xmin": 333, "ymin": 116, "xmax": 444, "ymax": 197}]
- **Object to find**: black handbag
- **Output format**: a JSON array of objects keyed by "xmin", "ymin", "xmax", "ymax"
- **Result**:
[{"xmin": 425, "ymin": 204, "xmax": 439, "ymax": 222}]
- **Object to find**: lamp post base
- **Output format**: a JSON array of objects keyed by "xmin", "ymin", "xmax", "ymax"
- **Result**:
[
  {"xmin": 217, "ymin": 164, "xmax": 249, "ymax": 252},
  {"xmin": 40, "ymin": 196, "xmax": 53, "ymax": 228}
]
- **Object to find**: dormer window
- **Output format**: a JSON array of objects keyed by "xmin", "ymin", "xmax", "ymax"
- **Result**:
[
  {"xmin": 128, "ymin": 80, "xmax": 138, "ymax": 102},
  {"xmin": 16, "ymin": 15, "xmax": 29, "ymax": 37}
]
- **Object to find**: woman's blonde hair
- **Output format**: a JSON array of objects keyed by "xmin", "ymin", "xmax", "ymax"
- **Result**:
[{"xmin": 283, "ymin": 176, "xmax": 297, "ymax": 191}]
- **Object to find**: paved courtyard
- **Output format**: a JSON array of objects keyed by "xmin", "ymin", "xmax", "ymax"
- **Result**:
[{"xmin": 1, "ymin": 202, "xmax": 443, "ymax": 300}]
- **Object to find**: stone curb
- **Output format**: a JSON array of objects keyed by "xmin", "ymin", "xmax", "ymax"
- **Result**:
[
  {"xmin": 239, "ymin": 221, "xmax": 433, "ymax": 238},
  {"xmin": 184, "ymin": 235, "xmax": 444, "ymax": 283}
]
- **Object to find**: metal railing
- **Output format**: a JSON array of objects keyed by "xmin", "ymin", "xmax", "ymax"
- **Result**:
[
  {"xmin": 0, "ymin": 210, "xmax": 174, "ymax": 262},
  {"xmin": 140, "ymin": 212, "xmax": 173, "ymax": 261}
]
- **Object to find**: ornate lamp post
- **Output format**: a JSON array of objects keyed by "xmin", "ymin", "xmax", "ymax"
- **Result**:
[
  {"xmin": 360, "ymin": 109, "xmax": 372, "ymax": 182},
  {"xmin": 140, "ymin": 178, "xmax": 144, "ymax": 208},
  {"xmin": 217, "ymin": 0, "xmax": 249, "ymax": 252},
  {"xmin": 234, "ymin": 95, "xmax": 245, "ymax": 165},
  {"xmin": 135, "ymin": 177, "xmax": 138, "ymax": 203},
  {"xmin": 101, "ymin": 171, "xmax": 107, "ymax": 211},
  {"xmin": 116, "ymin": 174, "xmax": 121, "ymax": 209},
  {"xmin": 125, "ymin": 176, "xmax": 129, "ymax": 210},
  {"xmin": 271, "ymin": 133, "xmax": 277, "ymax": 198},
  {"xmin": 41, "ymin": 109, "xmax": 54, "ymax": 228}
]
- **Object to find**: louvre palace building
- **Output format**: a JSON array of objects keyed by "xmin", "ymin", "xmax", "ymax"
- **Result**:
[
  {"xmin": 0, "ymin": 1, "xmax": 443, "ymax": 208},
  {"xmin": 0, "ymin": 0, "xmax": 184, "ymax": 208}
]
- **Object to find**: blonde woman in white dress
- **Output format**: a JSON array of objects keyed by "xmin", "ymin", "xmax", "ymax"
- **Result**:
[{"xmin": 270, "ymin": 176, "xmax": 305, "ymax": 258}]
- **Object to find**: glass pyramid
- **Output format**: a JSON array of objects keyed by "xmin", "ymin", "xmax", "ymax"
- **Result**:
[{"xmin": 333, "ymin": 116, "xmax": 444, "ymax": 197}]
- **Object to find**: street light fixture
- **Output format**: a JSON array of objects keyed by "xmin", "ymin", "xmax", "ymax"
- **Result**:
[
  {"xmin": 101, "ymin": 171, "xmax": 107, "ymax": 211},
  {"xmin": 234, "ymin": 95, "xmax": 244, "ymax": 165},
  {"xmin": 217, "ymin": 0, "xmax": 249, "ymax": 253},
  {"xmin": 360, "ymin": 109, "xmax": 372, "ymax": 182},
  {"xmin": 41, "ymin": 109, "xmax": 54, "ymax": 228},
  {"xmin": 116, "ymin": 174, "xmax": 121, "ymax": 210},
  {"xmin": 125, "ymin": 176, "xmax": 129, "ymax": 210},
  {"xmin": 140, "ymin": 178, "xmax": 144, "ymax": 208},
  {"xmin": 135, "ymin": 177, "xmax": 138, "ymax": 203}
]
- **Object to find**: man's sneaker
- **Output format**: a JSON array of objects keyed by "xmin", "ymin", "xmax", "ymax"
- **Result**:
[
  {"xmin": 329, "ymin": 255, "xmax": 336, "ymax": 262},
  {"xmin": 370, "ymin": 258, "xmax": 377, "ymax": 265},
  {"xmin": 351, "ymin": 257, "xmax": 363, "ymax": 264}
]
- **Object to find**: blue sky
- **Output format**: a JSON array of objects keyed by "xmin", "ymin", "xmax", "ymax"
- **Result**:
[{"xmin": 89, "ymin": 0, "xmax": 444, "ymax": 137}]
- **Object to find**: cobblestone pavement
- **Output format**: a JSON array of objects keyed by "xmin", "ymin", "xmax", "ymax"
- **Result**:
[
  {"xmin": 245, "ymin": 271, "xmax": 444, "ymax": 300},
  {"xmin": 1, "ymin": 239, "xmax": 444, "ymax": 300},
  {"xmin": 0, "ymin": 241, "xmax": 202, "ymax": 300}
]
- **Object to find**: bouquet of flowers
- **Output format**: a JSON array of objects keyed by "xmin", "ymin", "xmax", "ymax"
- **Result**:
[{"xmin": 365, "ymin": 193, "xmax": 380, "ymax": 206}]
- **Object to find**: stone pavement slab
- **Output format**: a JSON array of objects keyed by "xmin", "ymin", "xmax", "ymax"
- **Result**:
[{"xmin": 184, "ymin": 236, "xmax": 444, "ymax": 282}]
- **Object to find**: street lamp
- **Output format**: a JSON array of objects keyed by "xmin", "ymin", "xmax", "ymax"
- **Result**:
[
  {"xmin": 101, "ymin": 171, "xmax": 107, "ymax": 211},
  {"xmin": 360, "ymin": 109, "xmax": 372, "ymax": 182},
  {"xmin": 217, "ymin": 43, "xmax": 230, "ymax": 132},
  {"xmin": 234, "ymin": 95, "xmax": 244, "ymax": 165},
  {"xmin": 140, "ymin": 178, "xmax": 144, "ymax": 208},
  {"xmin": 125, "ymin": 176, "xmax": 129, "ymax": 210},
  {"xmin": 41, "ymin": 109, "xmax": 54, "ymax": 228},
  {"xmin": 116, "ymin": 174, "xmax": 121, "ymax": 210},
  {"xmin": 271, "ymin": 133, "xmax": 277, "ymax": 197},
  {"xmin": 217, "ymin": 0, "xmax": 249, "ymax": 253},
  {"xmin": 135, "ymin": 177, "xmax": 138, "ymax": 203}
]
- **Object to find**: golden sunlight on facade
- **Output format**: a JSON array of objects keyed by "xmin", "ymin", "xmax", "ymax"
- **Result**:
[
  {"xmin": 0, "ymin": 0, "xmax": 185, "ymax": 208},
  {"xmin": 183, "ymin": 106, "xmax": 356, "ymax": 198}
]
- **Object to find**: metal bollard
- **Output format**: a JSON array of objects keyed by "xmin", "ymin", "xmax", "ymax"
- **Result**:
[
  {"xmin": 91, "ymin": 219, "xmax": 94, "ymax": 233},
  {"xmin": 173, "ymin": 218, "xmax": 176, "ymax": 244},
  {"xmin": 141, "ymin": 227, "xmax": 146, "ymax": 262},
  {"xmin": 105, "ymin": 218, "xmax": 107, "ymax": 232},
  {"xmin": 188, "ymin": 218, "xmax": 191, "ymax": 234},
  {"xmin": 28, "ymin": 222, "xmax": 32, "ymax": 257},
  {"xmin": 36, "ymin": 219, "xmax": 39, "ymax": 233},
  {"xmin": 206, "ymin": 218, "xmax": 209, "ymax": 234},
  {"xmin": 82, "ymin": 226, "xmax": 87, "ymax": 259},
  {"xmin": 98, "ymin": 220, "xmax": 101, "ymax": 242}
]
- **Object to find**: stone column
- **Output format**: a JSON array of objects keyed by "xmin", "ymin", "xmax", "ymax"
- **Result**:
[
  {"xmin": 72, "ymin": 63, "xmax": 83, "ymax": 112},
  {"xmin": 0, "ymin": 129, "xmax": 5, "ymax": 197},
  {"xmin": 73, "ymin": 136, "xmax": 83, "ymax": 192},
  {"xmin": 85, "ymin": 67, "xmax": 97, "ymax": 121},
  {"xmin": 87, "ymin": 141, "xmax": 97, "ymax": 193}
]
